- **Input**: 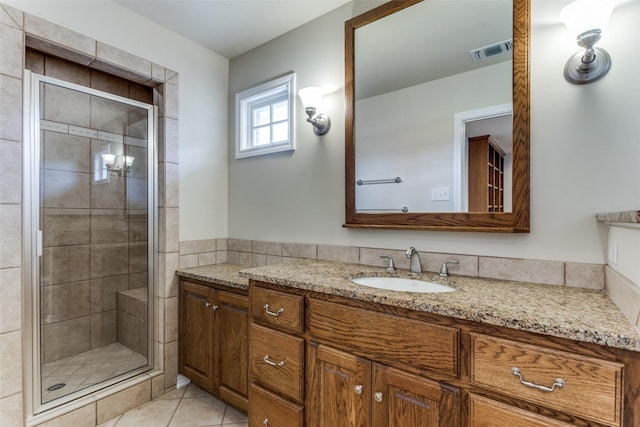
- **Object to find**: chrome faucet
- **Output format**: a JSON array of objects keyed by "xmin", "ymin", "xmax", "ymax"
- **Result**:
[
  {"xmin": 405, "ymin": 247, "xmax": 422, "ymax": 273},
  {"xmin": 380, "ymin": 255, "xmax": 396, "ymax": 271},
  {"xmin": 439, "ymin": 260, "xmax": 459, "ymax": 277}
]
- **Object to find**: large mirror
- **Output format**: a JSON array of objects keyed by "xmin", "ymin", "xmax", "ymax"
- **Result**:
[{"xmin": 345, "ymin": 0, "xmax": 530, "ymax": 232}]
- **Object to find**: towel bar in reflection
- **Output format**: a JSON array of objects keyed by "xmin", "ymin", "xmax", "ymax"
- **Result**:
[
  {"xmin": 357, "ymin": 207, "xmax": 408, "ymax": 213},
  {"xmin": 356, "ymin": 177, "xmax": 402, "ymax": 185}
]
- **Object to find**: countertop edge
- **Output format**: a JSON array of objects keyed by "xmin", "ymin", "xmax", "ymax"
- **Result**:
[
  {"xmin": 176, "ymin": 264, "xmax": 249, "ymax": 291},
  {"xmin": 596, "ymin": 210, "xmax": 640, "ymax": 224},
  {"xmin": 175, "ymin": 262, "xmax": 640, "ymax": 352},
  {"xmin": 240, "ymin": 262, "xmax": 640, "ymax": 353}
]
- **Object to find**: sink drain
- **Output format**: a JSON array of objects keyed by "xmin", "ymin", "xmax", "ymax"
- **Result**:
[{"xmin": 47, "ymin": 383, "xmax": 65, "ymax": 392}]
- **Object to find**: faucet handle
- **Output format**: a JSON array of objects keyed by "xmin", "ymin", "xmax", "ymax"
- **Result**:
[
  {"xmin": 380, "ymin": 255, "xmax": 396, "ymax": 271},
  {"xmin": 439, "ymin": 260, "xmax": 459, "ymax": 277}
]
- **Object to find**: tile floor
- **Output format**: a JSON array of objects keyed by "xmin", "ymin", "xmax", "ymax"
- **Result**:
[
  {"xmin": 42, "ymin": 343, "xmax": 148, "ymax": 403},
  {"xmin": 97, "ymin": 383, "xmax": 248, "ymax": 427}
]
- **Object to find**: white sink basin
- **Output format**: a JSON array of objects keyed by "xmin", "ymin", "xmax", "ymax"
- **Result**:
[{"xmin": 351, "ymin": 277, "xmax": 455, "ymax": 293}]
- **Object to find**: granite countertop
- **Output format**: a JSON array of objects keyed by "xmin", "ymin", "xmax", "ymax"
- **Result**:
[
  {"xmin": 238, "ymin": 259, "xmax": 640, "ymax": 352},
  {"xmin": 596, "ymin": 210, "xmax": 640, "ymax": 224},
  {"xmin": 176, "ymin": 263, "xmax": 249, "ymax": 290}
]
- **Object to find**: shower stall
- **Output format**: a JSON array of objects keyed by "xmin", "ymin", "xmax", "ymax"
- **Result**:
[{"xmin": 23, "ymin": 71, "xmax": 156, "ymax": 413}]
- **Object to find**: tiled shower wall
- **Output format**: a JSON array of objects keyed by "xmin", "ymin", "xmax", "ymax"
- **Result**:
[
  {"xmin": 0, "ymin": 3, "xmax": 180, "ymax": 426},
  {"xmin": 27, "ymin": 50, "xmax": 152, "ymax": 364}
]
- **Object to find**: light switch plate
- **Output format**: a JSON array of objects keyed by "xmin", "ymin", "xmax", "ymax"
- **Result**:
[{"xmin": 431, "ymin": 187, "xmax": 450, "ymax": 201}]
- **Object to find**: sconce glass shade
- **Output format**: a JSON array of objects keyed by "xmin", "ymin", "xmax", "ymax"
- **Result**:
[
  {"xmin": 559, "ymin": 0, "xmax": 614, "ymax": 36},
  {"xmin": 124, "ymin": 156, "xmax": 135, "ymax": 168},
  {"xmin": 101, "ymin": 153, "xmax": 117, "ymax": 167},
  {"xmin": 298, "ymin": 87, "xmax": 324, "ymax": 109},
  {"xmin": 559, "ymin": 0, "xmax": 614, "ymax": 84},
  {"xmin": 298, "ymin": 87, "xmax": 331, "ymax": 135}
]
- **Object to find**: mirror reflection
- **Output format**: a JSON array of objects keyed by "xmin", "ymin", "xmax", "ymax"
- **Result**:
[{"xmin": 354, "ymin": 0, "xmax": 513, "ymax": 213}]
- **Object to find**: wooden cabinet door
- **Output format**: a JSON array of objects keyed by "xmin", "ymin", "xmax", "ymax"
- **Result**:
[
  {"xmin": 306, "ymin": 343, "xmax": 371, "ymax": 427},
  {"xmin": 372, "ymin": 364, "xmax": 460, "ymax": 427},
  {"xmin": 469, "ymin": 394, "xmax": 574, "ymax": 427},
  {"xmin": 249, "ymin": 384, "xmax": 304, "ymax": 427},
  {"xmin": 179, "ymin": 281, "xmax": 215, "ymax": 391},
  {"xmin": 217, "ymin": 290, "xmax": 249, "ymax": 411}
]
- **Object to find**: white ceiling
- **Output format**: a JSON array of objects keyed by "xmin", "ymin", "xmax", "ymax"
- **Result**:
[{"xmin": 114, "ymin": 0, "xmax": 353, "ymax": 58}]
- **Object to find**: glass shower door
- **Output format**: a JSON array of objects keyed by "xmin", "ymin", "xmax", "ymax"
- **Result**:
[{"xmin": 27, "ymin": 73, "xmax": 155, "ymax": 409}]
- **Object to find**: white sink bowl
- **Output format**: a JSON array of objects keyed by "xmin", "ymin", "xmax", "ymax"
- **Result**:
[{"xmin": 351, "ymin": 276, "xmax": 455, "ymax": 293}]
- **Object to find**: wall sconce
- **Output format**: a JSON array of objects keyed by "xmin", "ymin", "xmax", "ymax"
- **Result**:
[
  {"xmin": 298, "ymin": 87, "xmax": 331, "ymax": 135},
  {"xmin": 559, "ymin": 0, "xmax": 614, "ymax": 84},
  {"xmin": 101, "ymin": 153, "xmax": 134, "ymax": 176}
]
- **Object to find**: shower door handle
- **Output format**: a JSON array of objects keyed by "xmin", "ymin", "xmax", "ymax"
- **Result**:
[{"xmin": 36, "ymin": 230, "xmax": 43, "ymax": 257}]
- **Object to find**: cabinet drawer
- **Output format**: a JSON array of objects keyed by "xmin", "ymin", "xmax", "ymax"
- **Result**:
[
  {"xmin": 251, "ymin": 286, "xmax": 304, "ymax": 333},
  {"xmin": 249, "ymin": 384, "xmax": 303, "ymax": 427},
  {"xmin": 470, "ymin": 333, "xmax": 623, "ymax": 427},
  {"xmin": 308, "ymin": 299, "xmax": 459, "ymax": 377},
  {"xmin": 250, "ymin": 323, "xmax": 304, "ymax": 403},
  {"xmin": 469, "ymin": 393, "xmax": 573, "ymax": 427}
]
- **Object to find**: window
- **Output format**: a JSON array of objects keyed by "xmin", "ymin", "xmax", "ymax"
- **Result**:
[{"xmin": 235, "ymin": 72, "xmax": 295, "ymax": 159}]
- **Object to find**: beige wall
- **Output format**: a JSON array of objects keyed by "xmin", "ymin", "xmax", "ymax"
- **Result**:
[{"xmin": 228, "ymin": 1, "xmax": 640, "ymax": 265}]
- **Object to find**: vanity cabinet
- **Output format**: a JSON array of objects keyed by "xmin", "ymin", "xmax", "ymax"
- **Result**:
[
  {"xmin": 249, "ymin": 287, "xmax": 305, "ymax": 427},
  {"xmin": 306, "ymin": 343, "xmax": 460, "ymax": 427},
  {"xmin": 469, "ymin": 393, "xmax": 574, "ymax": 427},
  {"xmin": 179, "ymin": 280, "xmax": 249, "ymax": 411},
  {"xmin": 248, "ymin": 284, "xmax": 460, "ymax": 427},
  {"xmin": 247, "ymin": 279, "xmax": 639, "ymax": 427},
  {"xmin": 470, "ymin": 333, "xmax": 624, "ymax": 427}
]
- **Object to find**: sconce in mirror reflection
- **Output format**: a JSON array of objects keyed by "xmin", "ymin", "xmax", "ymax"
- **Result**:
[
  {"xmin": 560, "ymin": 0, "xmax": 614, "ymax": 84},
  {"xmin": 101, "ymin": 152, "xmax": 134, "ymax": 176},
  {"xmin": 298, "ymin": 87, "xmax": 331, "ymax": 135}
]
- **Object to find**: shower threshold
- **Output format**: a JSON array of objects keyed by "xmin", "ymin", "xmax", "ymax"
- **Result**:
[{"xmin": 41, "ymin": 343, "xmax": 147, "ymax": 403}]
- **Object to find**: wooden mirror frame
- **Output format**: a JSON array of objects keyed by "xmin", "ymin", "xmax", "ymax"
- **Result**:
[{"xmin": 344, "ymin": 0, "xmax": 530, "ymax": 232}]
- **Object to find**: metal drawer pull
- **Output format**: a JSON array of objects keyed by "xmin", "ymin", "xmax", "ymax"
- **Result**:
[
  {"xmin": 512, "ymin": 367, "xmax": 565, "ymax": 392},
  {"xmin": 354, "ymin": 384, "xmax": 363, "ymax": 395},
  {"xmin": 263, "ymin": 355, "xmax": 285, "ymax": 367},
  {"xmin": 264, "ymin": 304, "xmax": 284, "ymax": 317},
  {"xmin": 374, "ymin": 392, "xmax": 383, "ymax": 403},
  {"xmin": 263, "ymin": 419, "xmax": 269, "ymax": 426}
]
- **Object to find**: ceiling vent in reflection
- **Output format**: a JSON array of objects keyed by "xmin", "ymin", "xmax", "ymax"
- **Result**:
[{"xmin": 469, "ymin": 39, "xmax": 513, "ymax": 61}]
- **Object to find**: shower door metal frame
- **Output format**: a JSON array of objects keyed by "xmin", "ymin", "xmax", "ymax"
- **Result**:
[{"xmin": 23, "ymin": 70, "xmax": 158, "ymax": 416}]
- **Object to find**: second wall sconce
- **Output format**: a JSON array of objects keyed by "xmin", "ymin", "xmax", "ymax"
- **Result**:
[
  {"xmin": 101, "ymin": 152, "xmax": 135, "ymax": 176},
  {"xmin": 559, "ymin": 0, "xmax": 614, "ymax": 84},
  {"xmin": 298, "ymin": 87, "xmax": 331, "ymax": 135}
]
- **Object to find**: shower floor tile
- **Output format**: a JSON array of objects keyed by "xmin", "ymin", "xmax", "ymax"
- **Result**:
[{"xmin": 41, "ymin": 343, "xmax": 147, "ymax": 403}]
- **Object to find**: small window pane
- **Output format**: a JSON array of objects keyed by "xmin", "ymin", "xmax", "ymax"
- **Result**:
[
  {"xmin": 235, "ymin": 72, "xmax": 295, "ymax": 159},
  {"xmin": 272, "ymin": 100, "xmax": 288, "ymax": 122},
  {"xmin": 253, "ymin": 106, "xmax": 270, "ymax": 126},
  {"xmin": 272, "ymin": 122, "xmax": 289, "ymax": 143},
  {"xmin": 253, "ymin": 126, "xmax": 270, "ymax": 146}
]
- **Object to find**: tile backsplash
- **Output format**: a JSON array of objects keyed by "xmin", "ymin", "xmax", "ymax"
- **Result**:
[
  {"xmin": 180, "ymin": 237, "xmax": 640, "ymax": 335},
  {"xmin": 179, "ymin": 238, "xmax": 606, "ymax": 290}
]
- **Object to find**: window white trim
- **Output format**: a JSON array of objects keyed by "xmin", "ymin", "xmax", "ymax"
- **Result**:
[{"xmin": 235, "ymin": 72, "xmax": 296, "ymax": 159}]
